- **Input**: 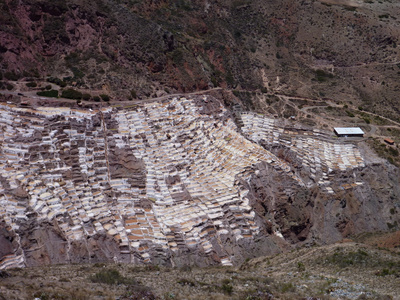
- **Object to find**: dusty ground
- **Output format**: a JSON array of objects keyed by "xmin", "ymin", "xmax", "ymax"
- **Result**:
[{"xmin": 0, "ymin": 232, "xmax": 399, "ymax": 300}]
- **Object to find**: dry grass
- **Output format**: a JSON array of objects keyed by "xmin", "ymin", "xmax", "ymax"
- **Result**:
[{"xmin": 1, "ymin": 237, "xmax": 399, "ymax": 299}]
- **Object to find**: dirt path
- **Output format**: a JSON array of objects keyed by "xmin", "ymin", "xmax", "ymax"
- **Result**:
[
  {"xmin": 0, "ymin": 87, "xmax": 224, "ymax": 109},
  {"xmin": 2, "ymin": 86, "xmax": 400, "ymax": 132}
]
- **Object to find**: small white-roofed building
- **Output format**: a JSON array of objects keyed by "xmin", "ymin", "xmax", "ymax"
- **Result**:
[{"xmin": 334, "ymin": 127, "xmax": 364, "ymax": 137}]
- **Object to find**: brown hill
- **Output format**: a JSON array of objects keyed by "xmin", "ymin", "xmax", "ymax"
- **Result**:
[{"xmin": 1, "ymin": 0, "xmax": 400, "ymax": 121}]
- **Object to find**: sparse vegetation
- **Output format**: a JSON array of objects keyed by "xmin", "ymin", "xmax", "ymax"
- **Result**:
[
  {"xmin": 367, "ymin": 138, "xmax": 399, "ymax": 166},
  {"xmin": 89, "ymin": 268, "xmax": 134, "ymax": 285},
  {"xmin": 376, "ymin": 268, "xmax": 396, "ymax": 276},
  {"xmin": 323, "ymin": 248, "xmax": 369, "ymax": 268},
  {"xmin": 278, "ymin": 282, "xmax": 296, "ymax": 293},
  {"xmin": 0, "ymin": 242, "xmax": 399, "ymax": 299}
]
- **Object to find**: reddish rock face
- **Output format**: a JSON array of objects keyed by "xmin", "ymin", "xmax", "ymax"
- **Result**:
[{"xmin": 0, "ymin": 222, "xmax": 16, "ymax": 260}]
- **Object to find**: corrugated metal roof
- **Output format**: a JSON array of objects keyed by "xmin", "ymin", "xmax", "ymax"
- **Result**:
[
  {"xmin": 384, "ymin": 138, "xmax": 394, "ymax": 144},
  {"xmin": 334, "ymin": 127, "xmax": 364, "ymax": 135}
]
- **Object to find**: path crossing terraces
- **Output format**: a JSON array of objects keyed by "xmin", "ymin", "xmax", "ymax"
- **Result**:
[
  {"xmin": 0, "ymin": 97, "xmax": 306, "ymax": 269},
  {"xmin": 241, "ymin": 112, "xmax": 365, "ymax": 189}
]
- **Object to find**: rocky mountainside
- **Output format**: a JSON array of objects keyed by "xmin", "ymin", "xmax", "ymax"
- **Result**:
[
  {"xmin": 0, "ymin": 93, "xmax": 398, "ymax": 270},
  {"xmin": 0, "ymin": 0, "xmax": 400, "ymax": 276},
  {"xmin": 1, "ymin": 0, "xmax": 400, "ymax": 120}
]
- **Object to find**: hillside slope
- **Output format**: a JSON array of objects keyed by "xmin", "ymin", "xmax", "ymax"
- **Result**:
[
  {"xmin": 1, "ymin": 0, "xmax": 400, "ymax": 120},
  {"xmin": 0, "ymin": 239, "xmax": 399, "ymax": 299}
]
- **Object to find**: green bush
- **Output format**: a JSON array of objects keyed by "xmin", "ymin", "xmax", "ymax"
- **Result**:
[
  {"xmin": 387, "ymin": 157, "xmax": 395, "ymax": 165},
  {"xmin": 297, "ymin": 262, "xmax": 305, "ymax": 272},
  {"xmin": 4, "ymin": 71, "xmax": 20, "ymax": 81},
  {"xmin": 100, "ymin": 94, "xmax": 110, "ymax": 101},
  {"xmin": 45, "ymin": 85, "xmax": 52, "ymax": 90},
  {"xmin": 37, "ymin": 90, "xmax": 58, "ymax": 98},
  {"xmin": 23, "ymin": 69, "xmax": 40, "ymax": 78},
  {"xmin": 93, "ymin": 96, "xmax": 100, "ymax": 102},
  {"xmin": 219, "ymin": 279, "xmax": 233, "ymax": 295},
  {"xmin": 315, "ymin": 69, "xmax": 334, "ymax": 82},
  {"xmin": 47, "ymin": 77, "xmax": 67, "ymax": 87},
  {"xmin": 70, "ymin": 66, "xmax": 85, "ymax": 79},
  {"xmin": 174, "ymin": 0, "xmax": 193, "ymax": 11},
  {"xmin": 89, "ymin": 269, "xmax": 138, "ymax": 285},
  {"xmin": 43, "ymin": 16, "xmax": 69, "ymax": 44},
  {"xmin": 221, "ymin": 282, "xmax": 233, "ymax": 295},
  {"xmin": 130, "ymin": 89, "xmax": 137, "ymax": 99},
  {"xmin": 170, "ymin": 49, "xmax": 184, "ymax": 65},
  {"xmin": 279, "ymin": 282, "xmax": 296, "ymax": 293},
  {"xmin": 388, "ymin": 147, "xmax": 399, "ymax": 156},
  {"xmin": 61, "ymin": 88, "xmax": 82, "ymax": 99},
  {"xmin": 26, "ymin": 82, "xmax": 37, "ymax": 88},
  {"xmin": 82, "ymin": 93, "xmax": 91, "ymax": 100},
  {"xmin": 6, "ymin": 83, "xmax": 14, "ymax": 90},
  {"xmin": 226, "ymin": 72, "xmax": 234, "ymax": 87}
]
